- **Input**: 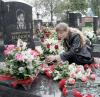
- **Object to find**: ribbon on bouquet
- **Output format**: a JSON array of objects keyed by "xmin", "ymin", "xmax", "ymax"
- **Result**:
[
  {"xmin": 0, "ymin": 75, "xmax": 33, "ymax": 88},
  {"xmin": 11, "ymin": 77, "xmax": 33, "ymax": 88},
  {"xmin": 0, "ymin": 75, "xmax": 13, "ymax": 81}
]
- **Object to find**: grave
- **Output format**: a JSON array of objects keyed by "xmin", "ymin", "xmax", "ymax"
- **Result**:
[
  {"xmin": 0, "ymin": 0, "xmax": 35, "ymax": 61},
  {"xmin": 0, "ymin": 0, "xmax": 35, "ymax": 48}
]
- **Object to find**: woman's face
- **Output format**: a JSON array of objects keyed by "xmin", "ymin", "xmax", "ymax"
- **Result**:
[{"xmin": 57, "ymin": 30, "xmax": 68, "ymax": 40}]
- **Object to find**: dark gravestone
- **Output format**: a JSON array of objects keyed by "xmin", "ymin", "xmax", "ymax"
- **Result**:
[
  {"xmin": 93, "ymin": 16, "xmax": 99, "ymax": 34},
  {"xmin": 0, "ymin": 0, "xmax": 4, "ymax": 46},
  {"xmin": 68, "ymin": 12, "xmax": 82, "ymax": 30},
  {"xmin": 2, "ymin": 1, "xmax": 35, "ymax": 49},
  {"xmin": 0, "ymin": 1, "xmax": 5, "ymax": 61}
]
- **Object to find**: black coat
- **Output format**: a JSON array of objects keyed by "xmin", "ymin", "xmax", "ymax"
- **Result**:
[{"xmin": 60, "ymin": 32, "xmax": 94, "ymax": 65}]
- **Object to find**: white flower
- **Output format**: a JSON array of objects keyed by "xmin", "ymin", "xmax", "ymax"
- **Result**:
[
  {"xmin": 76, "ymin": 65, "xmax": 85, "ymax": 73},
  {"xmin": 76, "ymin": 71, "xmax": 83, "ymax": 79},
  {"xmin": 84, "ymin": 31, "xmax": 94, "ymax": 39},
  {"xmin": 27, "ymin": 64, "xmax": 33, "ymax": 70},
  {"xmin": 21, "ymin": 50, "xmax": 34, "ymax": 62},
  {"xmin": 17, "ymin": 39, "xmax": 27, "ymax": 50},
  {"xmin": 22, "ymin": 42, "xmax": 27, "ymax": 50},
  {"xmin": 68, "ymin": 63, "xmax": 76, "ymax": 72},
  {"xmin": 53, "ymin": 74, "xmax": 61, "ymax": 80},
  {"xmin": 45, "ymin": 38, "xmax": 58, "ymax": 45},
  {"xmin": 18, "ymin": 67, "xmax": 25, "ymax": 73}
]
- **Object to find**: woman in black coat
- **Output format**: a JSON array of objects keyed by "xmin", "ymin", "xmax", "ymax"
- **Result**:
[{"xmin": 46, "ymin": 23, "xmax": 94, "ymax": 65}]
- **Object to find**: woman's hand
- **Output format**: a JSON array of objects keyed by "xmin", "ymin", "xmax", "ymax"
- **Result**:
[
  {"xmin": 45, "ymin": 55, "xmax": 55, "ymax": 63},
  {"xmin": 45, "ymin": 55, "xmax": 61, "ymax": 63}
]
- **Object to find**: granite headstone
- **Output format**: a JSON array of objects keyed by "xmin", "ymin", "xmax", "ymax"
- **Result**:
[{"xmin": 1, "ymin": 1, "xmax": 35, "ymax": 48}]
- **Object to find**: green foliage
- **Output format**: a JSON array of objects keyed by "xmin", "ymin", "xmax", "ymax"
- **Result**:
[
  {"xmin": 54, "ymin": 0, "xmax": 88, "ymax": 15},
  {"xmin": 91, "ymin": 0, "xmax": 100, "ymax": 16}
]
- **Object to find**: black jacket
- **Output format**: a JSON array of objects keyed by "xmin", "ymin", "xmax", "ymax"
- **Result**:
[{"xmin": 60, "ymin": 32, "xmax": 94, "ymax": 65}]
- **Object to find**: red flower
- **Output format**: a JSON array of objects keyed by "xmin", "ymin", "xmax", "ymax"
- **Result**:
[
  {"xmin": 84, "ymin": 64, "xmax": 89, "ymax": 70},
  {"xmin": 45, "ymin": 71, "xmax": 51, "ymax": 79},
  {"xmin": 47, "ymin": 43, "xmax": 50, "ymax": 49},
  {"xmin": 49, "ymin": 65, "xmax": 55, "ymax": 71},
  {"xmin": 54, "ymin": 45, "xmax": 59, "ymax": 49},
  {"xmin": 58, "ymin": 36, "xmax": 61, "ymax": 40},
  {"xmin": 72, "ymin": 89, "xmax": 83, "ymax": 97},
  {"xmin": 40, "ymin": 38, "xmax": 44, "ymax": 42},
  {"xmin": 90, "ymin": 64, "xmax": 99, "ymax": 69},
  {"xmin": 58, "ymin": 79, "xmax": 66, "ymax": 90},
  {"xmin": 93, "ymin": 64, "xmax": 99, "ymax": 69},
  {"xmin": 45, "ymin": 32, "xmax": 50, "ymax": 37},
  {"xmin": 62, "ymin": 86, "xmax": 68, "ymax": 96},
  {"xmin": 86, "ymin": 94, "xmax": 92, "ymax": 97}
]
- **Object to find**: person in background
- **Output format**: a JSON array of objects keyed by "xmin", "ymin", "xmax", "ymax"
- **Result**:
[{"xmin": 45, "ymin": 23, "xmax": 94, "ymax": 65}]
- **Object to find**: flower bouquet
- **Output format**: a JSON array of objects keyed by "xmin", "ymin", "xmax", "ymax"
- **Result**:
[
  {"xmin": 39, "ymin": 37, "xmax": 64, "ymax": 62},
  {"xmin": 1, "ymin": 39, "xmax": 40, "ymax": 89}
]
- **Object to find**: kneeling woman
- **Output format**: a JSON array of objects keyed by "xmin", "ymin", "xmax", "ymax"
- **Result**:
[{"xmin": 46, "ymin": 23, "xmax": 94, "ymax": 65}]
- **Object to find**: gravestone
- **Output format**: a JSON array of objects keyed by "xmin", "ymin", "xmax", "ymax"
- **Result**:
[
  {"xmin": 93, "ymin": 16, "xmax": 99, "ymax": 34},
  {"xmin": 0, "ymin": 0, "xmax": 35, "ymax": 61},
  {"xmin": 1, "ymin": 0, "xmax": 35, "ymax": 49},
  {"xmin": 0, "ymin": 0, "xmax": 4, "ymax": 46},
  {"xmin": 67, "ymin": 12, "xmax": 82, "ymax": 30},
  {"xmin": 0, "ymin": 0, "xmax": 5, "ymax": 61}
]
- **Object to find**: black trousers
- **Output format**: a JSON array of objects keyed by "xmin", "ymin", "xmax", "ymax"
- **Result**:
[{"xmin": 67, "ymin": 54, "xmax": 94, "ymax": 65}]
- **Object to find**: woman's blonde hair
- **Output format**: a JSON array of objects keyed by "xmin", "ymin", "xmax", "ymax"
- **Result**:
[{"xmin": 55, "ymin": 22, "xmax": 86, "ymax": 47}]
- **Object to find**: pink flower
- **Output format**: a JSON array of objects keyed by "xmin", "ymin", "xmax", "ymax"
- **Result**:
[
  {"xmin": 81, "ymin": 76, "xmax": 88, "ymax": 82},
  {"xmin": 4, "ymin": 44, "xmax": 15, "ymax": 55},
  {"xmin": 15, "ymin": 54, "xmax": 24, "ymax": 61},
  {"xmin": 86, "ymin": 68, "xmax": 92, "ymax": 77},
  {"xmin": 4, "ymin": 50, "xmax": 11, "ymax": 55},
  {"xmin": 68, "ymin": 78, "xmax": 75, "ymax": 85},
  {"xmin": 49, "ymin": 65, "xmax": 55, "ymax": 71},
  {"xmin": 30, "ymin": 50, "xmax": 39, "ymax": 57},
  {"xmin": 90, "ymin": 74, "xmax": 96, "ymax": 81},
  {"xmin": 7, "ymin": 44, "xmax": 15, "ymax": 50},
  {"xmin": 76, "ymin": 66, "xmax": 82, "ymax": 73},
  {"xmin": 70, "ymin": 72, "xmax": 76, "ymax": 78}
]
